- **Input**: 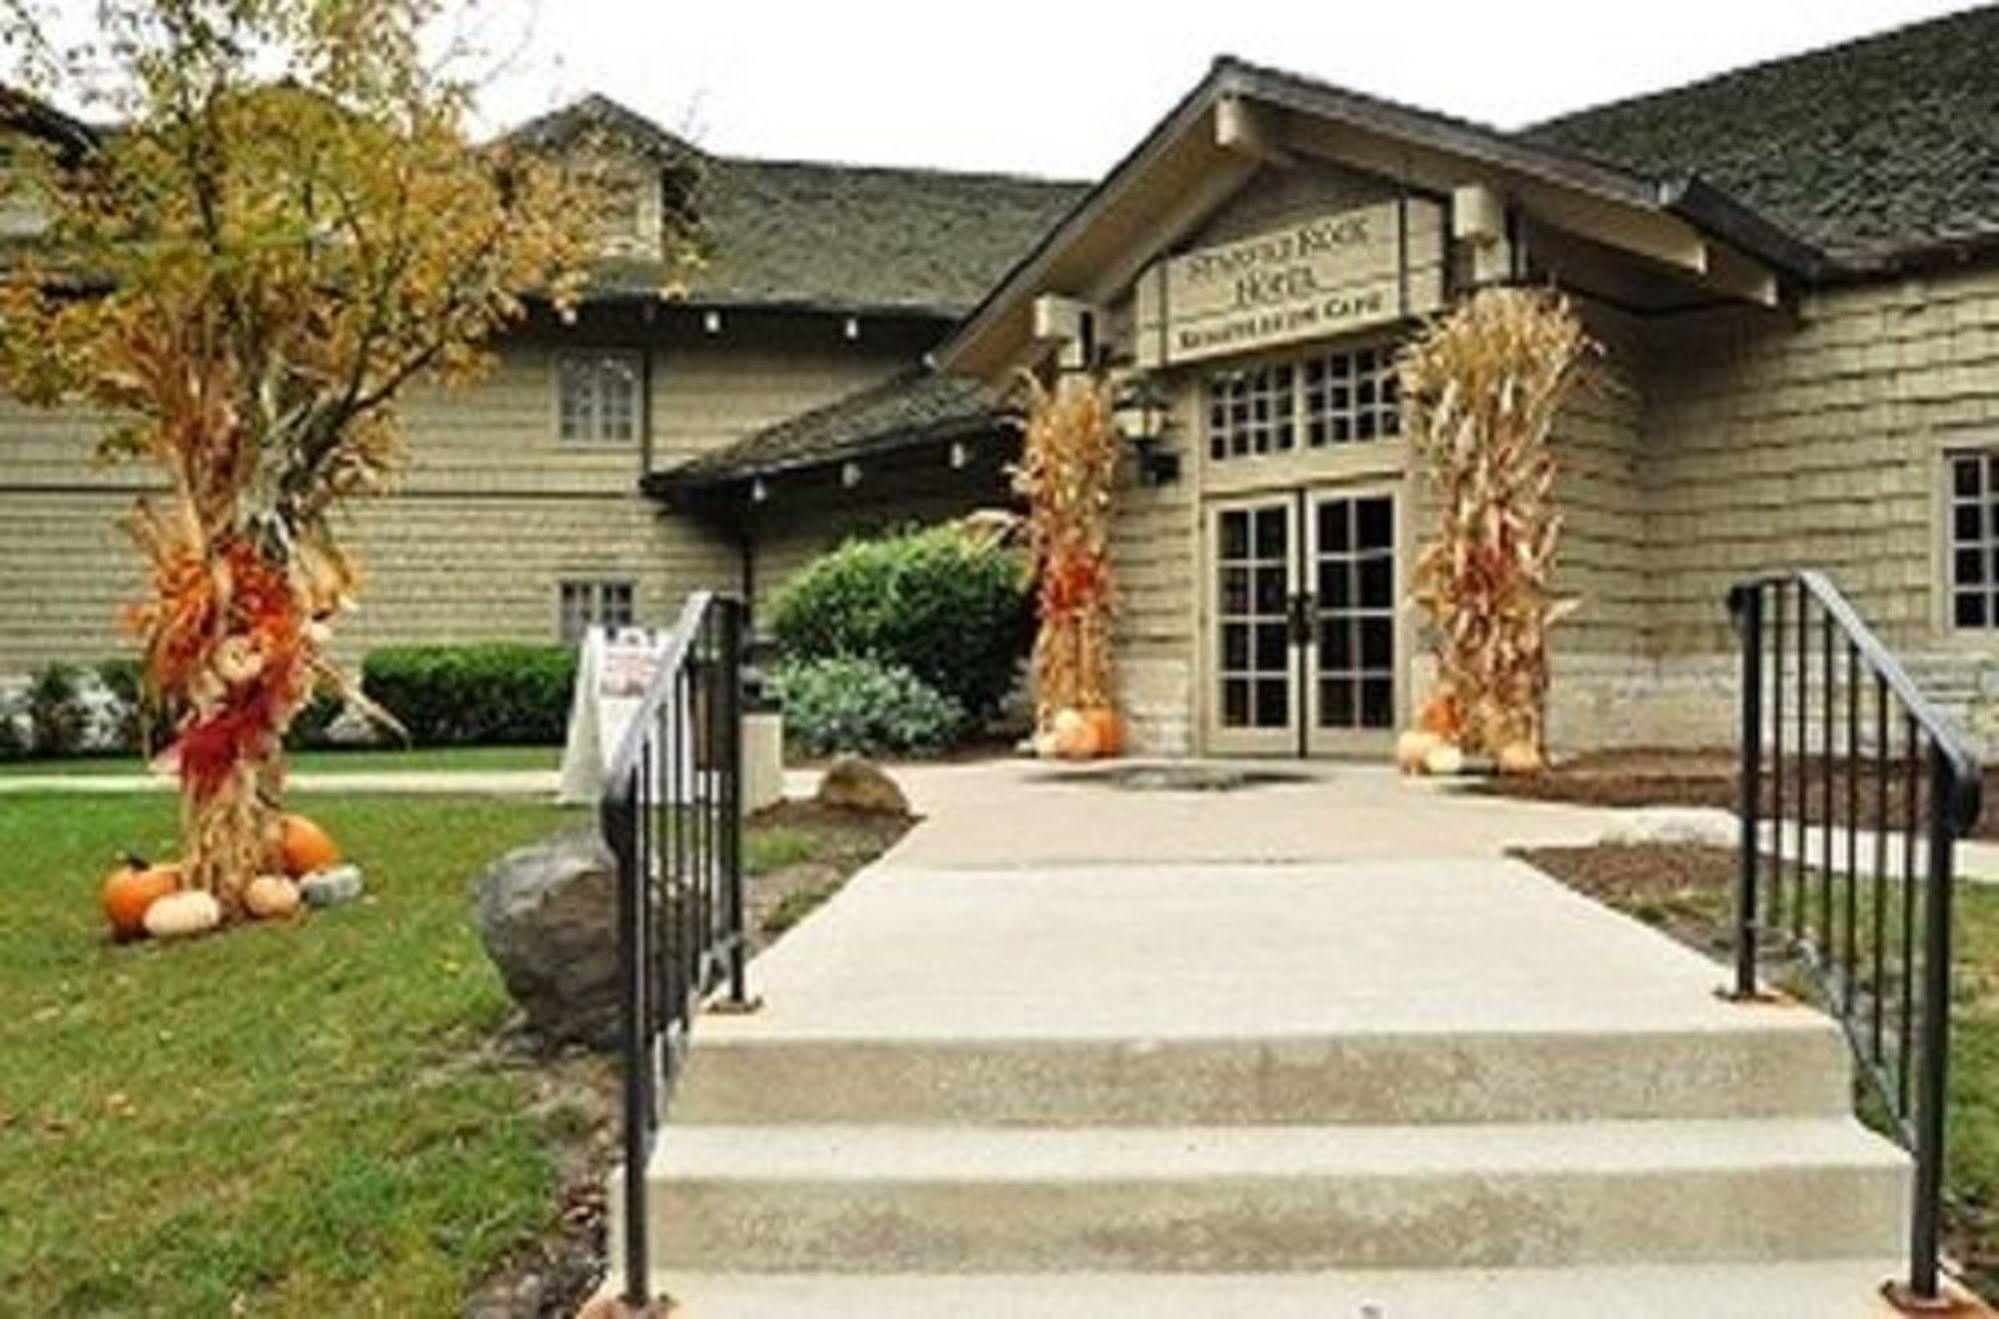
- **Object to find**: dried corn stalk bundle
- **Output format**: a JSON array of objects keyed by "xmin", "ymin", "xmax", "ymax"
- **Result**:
[
  {"xmin": 1011, "ymin": 372, "xmax": 1121, "ymax": 735},
  {"xmin": 1398, "ymin": 287, "xmax": 1594, "ymax": 770}
]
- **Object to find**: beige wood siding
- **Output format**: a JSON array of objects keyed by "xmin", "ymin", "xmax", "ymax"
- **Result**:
[
  {"xmin": 1644, "ymin": 266, "xmax": 1999, "ymax": 655},
  {"xmin": 1549, "ymin": 299, "xmax": 1649, "ymax": 656},
  {"xmin": 0, "ymin": 321, "xmax": 921, "ymax": 673}
]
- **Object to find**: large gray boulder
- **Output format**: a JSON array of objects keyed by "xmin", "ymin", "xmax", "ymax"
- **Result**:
[{"xmin": 474, "ymin": 830, "xmax": 622, "ymax": 1046}]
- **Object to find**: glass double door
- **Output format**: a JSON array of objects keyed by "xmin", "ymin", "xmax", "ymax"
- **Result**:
[{"xmin": 1207, "ymin": 487, "xmax": 1399, "ymax": 757}]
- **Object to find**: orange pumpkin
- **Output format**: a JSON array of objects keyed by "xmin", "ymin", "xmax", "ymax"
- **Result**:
[
  {"xmin": 103, "ymin": 855, "xmax": 182, "ymax": 941},
  {"xmin": 1083, "ymin": 708, "xmax": 1122, "ymax": 759},
  {"xmin": 278, "ymin": 813, "xmax": 340, "ymax": 878}
]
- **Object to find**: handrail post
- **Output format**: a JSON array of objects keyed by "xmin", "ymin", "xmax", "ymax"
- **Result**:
[
  {"xmin": 1909, "ymin": 741, "xmax": 1958, "ymax": 1302},
  {"xmin": 721, "ymin": 598, "xmax": 752, "ymax": 1008},
  {"xmin": 602, "ymin": 770, "xmax": 650, "ymax": 1308},
  {"xmin": 1730, "ymin": 583, "xmax": 1763, "ymax": 998}
]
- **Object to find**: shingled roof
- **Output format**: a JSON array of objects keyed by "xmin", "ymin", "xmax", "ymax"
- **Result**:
[
  {"xmin": 1525, "ymin": 6, "xmax": 1999, "ymax": 268},
  {"xmin": 656, "ymin": 369, "xmax": 1006, "ymax": 490},
  {"xmin": 508, "ymin": 93, "xmax": 1085, "ymax": 317}
]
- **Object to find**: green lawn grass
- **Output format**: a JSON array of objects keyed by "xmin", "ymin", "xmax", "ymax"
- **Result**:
[
  {"xmin": 0, "ymin": 743, "xmax": 558, "ymax": 778},
  {"xmin": 0, "ymin": 789, "xmax": 831, "ymax": 1314}
]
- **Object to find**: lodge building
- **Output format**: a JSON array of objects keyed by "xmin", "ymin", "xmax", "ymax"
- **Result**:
[{"xmin": 5, "ymin": 8, "xmax": 1999, "ymax": 758}]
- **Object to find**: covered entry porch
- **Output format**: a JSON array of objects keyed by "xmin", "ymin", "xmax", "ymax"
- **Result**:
[{"xmin": 938, "ymin": 56, "xmax": 1814, "ymax": 760}]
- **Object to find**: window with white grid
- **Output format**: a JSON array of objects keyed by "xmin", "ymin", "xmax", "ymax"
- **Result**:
[
  {"xmin": 558, "ymin": 579, "xmax": 636, "ymax": 643},
  {"xmin": 1949, "ymin": 451, "xmax": 1999, "ymax": 628},
  {"xmin": 1205, "ymin": 341, "xmax": 1399, "ymax": 462},
  {"xmin": 556, "ymin": 351, "xmax": 641, "ymax": 444}
]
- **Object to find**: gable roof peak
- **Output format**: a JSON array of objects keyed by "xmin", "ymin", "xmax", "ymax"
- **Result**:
[{"xmin": 503, "ymin": 90, "xmax": 705, "ymax": 166}]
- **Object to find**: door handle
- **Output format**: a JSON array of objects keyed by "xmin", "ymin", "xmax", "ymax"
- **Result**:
[{"xmin": 1287, "ymin": 592, "xmax": 1316, "ymax": 645}]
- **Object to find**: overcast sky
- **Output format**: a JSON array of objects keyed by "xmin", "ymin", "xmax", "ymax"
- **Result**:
[{"xmin": 465, "ymin": 0, "xmax": 1974, "ymax": 178}]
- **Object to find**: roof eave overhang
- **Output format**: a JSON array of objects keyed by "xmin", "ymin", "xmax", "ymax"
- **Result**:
[
  {"xmin": 644, "ymin": 410, "xmax": 1013, "ymax": 497},
  {"xmin": 529, "ymin": 287, "xmax": 969, "ymax": 323},
  {"xmin": 941, "ymin": 58, "xmax": 1829, "ymax": 378}
]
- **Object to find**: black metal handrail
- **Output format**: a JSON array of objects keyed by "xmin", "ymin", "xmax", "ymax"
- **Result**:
[
  {"xmin": 597, "ymin": 591, "xmax": 751, "ymax": 1308},
  {"xmin": 1728, "ymin": 570, "xmax": 1982, "ymax": 1306}
]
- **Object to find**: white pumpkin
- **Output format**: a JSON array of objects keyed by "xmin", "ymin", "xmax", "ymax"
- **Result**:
[
  {"xmin": 243, "ymin": 875, "xmax": 301, "ymax": 920},
  {"xmin": 143, "ymin": 889, "xmax": 221, "ymax": 939},
  {"xmin": 1422, "ymin": 741, "xmax": 1466, "ymax": 777},
  {"xmin": 1395, "ymin": 729, "xmax": 1441, "ymax": 774},
  {"xmin": 1496, "ymin": 740, "xmax": 1544, "ymax": 775}
]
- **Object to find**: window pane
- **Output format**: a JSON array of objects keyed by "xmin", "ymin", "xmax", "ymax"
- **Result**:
[
  {"xmin": 558, "ymin": 359, "xmax": 594, "ymax": 441},
  {"xmin": 1254, "ymin": 622, "xmax": 1289, "ymax": 672},
  {"xmin": 1219, "ymin": 510, "xmax": 1249, "ymax": 559},
  {"xmin": 1957, "ymin": 548, "xmax": 1986, "ymax": 586},
  {"xmin": 1254, "ymin": 508, "xmax": 1288, "ymax": 558},
  {"xmin": 1321, "ymin": 501, "xmax": 1350, "ymax": 552},
  {"xmin": 1254, "ymin": 678, "xmax": 1289, "ymax": 728},
  {"xmin": 599, "ymin": 359, "xmax": 638, "ymax": 441},
  {"xmin": 1358, "ymin": 556, "xmax": 1394, "ymax": 608},
  {"xmin": 1323, "ymin": 619, "xmax": 1354, "ymax": 670},
  {"xmin": 1222, "ymin": 622, "xmax": 1250, "ymax": 670},
  {"xmin": 1222, "ymin": 678, "xmax": 1250, "ymax": 727},
  {"xmin": 1254, "ymin": 565, "xmax": 1287, "ymax": 614},
  {"xmin": 1955, "ymin": 503, "xmax": 1983, "ymax": 542},
  {"xmin": 1955, "ymin": 456, "xmax": 1982, "ymax": 497},
  {"xmin": 1322, "ymin": 678, "xmax": 1355, "ymax": 728},
  {"xmin": 1360, "ymin": 678, "xmax": 1395, "ymax": 729},
  {"xmin": 602, "ymin": 582, "xmax": 634, "ymax": 629},
  {"xmin": 1221, "ymin": 567, "xmax": 1250, "ymax": 614},
  {"xmin": 1356, "ymin": 498, "xmax": 1393, "ymax": 549},
  {"xmin": 1360, "ymin": 616, "xmax": 1393, "ymax": 668},
  {"xmin": 1957, "ymin": 592, "xmax": 1989, "ymax": 628}
]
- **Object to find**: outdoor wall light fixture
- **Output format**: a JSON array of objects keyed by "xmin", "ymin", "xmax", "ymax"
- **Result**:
[{"xmin": 1112, "ymin": 374, "xmax": 1181, "ymax": 485}]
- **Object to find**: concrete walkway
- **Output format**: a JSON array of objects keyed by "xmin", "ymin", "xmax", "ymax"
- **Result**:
[{"xmin": 641, "ymin": 758, "xmax": 1920, "ymax": 1315}]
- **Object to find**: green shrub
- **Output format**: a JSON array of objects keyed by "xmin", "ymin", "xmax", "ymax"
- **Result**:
[
  {"xmin": 25, "ymin": 664, "xmax": 89, "ymax": 756},
  {"xmin": 768, "ymin": 523, "xmax": 1031, "ymax": 719},
  {"xmin": 95, "ymin": 658, "xmax": 154, "ymax": 753},
  {"xmin": 361, "ymin": 643, "xmax": 576, "ymax": 746},
  {"xmin": 0, "ymin": 697, "xmax": 23, "ymax": 759},
  {"xmin": 771, "ymin": 656, "xmax": 964, "ymax": 757}
]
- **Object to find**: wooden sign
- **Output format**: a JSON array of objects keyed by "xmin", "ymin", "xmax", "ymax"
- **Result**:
[{"xmin": 1134, "ymin": 197, "xmax": 1445, "ymax": 367}]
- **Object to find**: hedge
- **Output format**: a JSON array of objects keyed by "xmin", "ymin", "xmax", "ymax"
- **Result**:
[
  {"xmin": 767, "ymin": 523, "xmax": 1032, "ymax": 719},
  {"xmin": 360, "ymin": 642, "xmax": 576, "ymax": 746}
]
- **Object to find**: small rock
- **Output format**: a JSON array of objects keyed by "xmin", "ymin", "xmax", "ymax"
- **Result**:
[
  {"xmin": 300, "ymin": 864, "xmax": 365, "ymax": 907},
  {"xmin": 815, "ymin": 755, "xmax": 909, "ymax": 815}
]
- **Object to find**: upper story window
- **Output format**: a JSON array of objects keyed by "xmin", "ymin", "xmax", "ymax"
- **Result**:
[
  {"xmin": 559, "ymin": 578, "xmax": 635, "ymax": 642},
  {"xmin": 1206, "ymin": 342, "xmax": 1400, "ymax": 462},
  {"xmin": 1948, "ymin": 451, "xmax": 1999, "ymax": 628},
  {"xmin": 557, "ymin": 351, "xmax": 641, "ymax": 444}
]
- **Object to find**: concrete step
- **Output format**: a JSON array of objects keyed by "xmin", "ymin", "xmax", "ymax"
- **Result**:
[
  {"xmin": 643, "ymin": 1117, "xmax": 1910, "ymax": 1274},
  {"xmin": 671, "ymin": 1021, "xmax": 1853, "ymax": 1127},
  {"xmin": 650, "ymin": 1259, "xmax": 1920, "ymax": 1318}
]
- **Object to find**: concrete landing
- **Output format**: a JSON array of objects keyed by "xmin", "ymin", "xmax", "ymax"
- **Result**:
[
  {"xmin": 698, "ymin": 857, "xmax": 1830, "ymax": 1041},
  {"xmin": 632, "ymin": 759, "xmax": 1919, "ymax": 1313}
]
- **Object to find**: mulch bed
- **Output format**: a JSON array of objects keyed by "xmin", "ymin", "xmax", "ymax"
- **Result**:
[
  {"xmin": 1512, "ymin": 841, "xmax": 1738, "ymax": 961},
  {"xmin": 1477, "ymin": 748, "xmax": 1999, "ymax": 841}
]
